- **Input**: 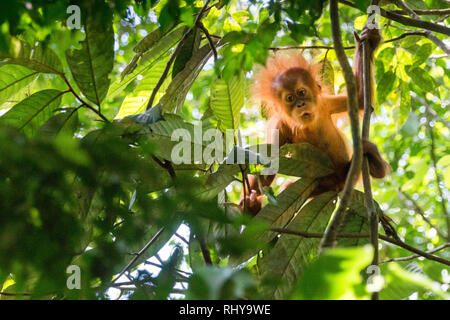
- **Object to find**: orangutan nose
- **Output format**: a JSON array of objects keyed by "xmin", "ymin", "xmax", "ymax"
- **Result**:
[{"xmin": 297, "ymin": 101, "xmax": 306, "ymax": 108}]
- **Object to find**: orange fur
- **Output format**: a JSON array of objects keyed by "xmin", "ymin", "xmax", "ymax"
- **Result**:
[
  {"xmin": 240, "ymin": 29, "xmax": 387, "ymax": 215},
  {"xmin": 251, "ymin": 51, "xmax": 324, "ymax": 128}
]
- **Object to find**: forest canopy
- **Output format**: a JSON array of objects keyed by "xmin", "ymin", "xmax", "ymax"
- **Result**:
[{"xmin": 0, "ymin": 0, "xmax": 449, "ymax": 300}]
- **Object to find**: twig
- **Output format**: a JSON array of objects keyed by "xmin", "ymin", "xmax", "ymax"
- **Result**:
[
  {"xmin": 144, "ymin": 260, "xmax": 192, "ymax": 277},
  {"xmin": 175, "ymin": 232, "xmax": 189, "ymax": 245},
  {"xmin": 198, "ymin": 236, "xmax": 213, "ymax": 265},
  {"xmin": 112, "ymin": 227, "xmax": 166, "ymax": 284},
  {"xmin": 398, "ymin": 189, "xmax": 447, "ymax": 239},
  {"xmin": 272, "ymin": 227, "xmax": 450, "ymax": 266},
  {"xmin": 0, "ymin": 292, "xmax": 32, "ymax": 296},
  {"xmin": 380, "ymin": 243, "xmax": 450, "ymax": 264},
  {"xmin": 269, "ymin": 45, "xmax": 356, "ymax": 51},
  {"xmin": 146, "ymin": 0, "xmax": 212, "ymax": 110},
  {"xmin": 60, "ymin": 74, "xmax": 109, "ymax": 122},
  {"xmin": 198, "ymin": 22, "xmax": 217, "ymax": 61},
  {"xmin": 152, "ymin": 155, "xmax": 176, "ymax": 180},
  {"xmin": 320, "ymin": 0, "xmax": 363, "ymax": 251},
  {"xmin": 339, "ymin": 0, "xmax": 450, "ymax": 37},
  {"xmin": 268, "ymin": 32, "xmax": 427, "ymax": 52},
  {"xmin": 390, "ymin": 8, "xmax": 450, "ymax": 16},
  {"xmin": 271, "ymin": 228, "xmax": 369, "ymax": 238},
  {"xmin": 379, "ymin": 234, "xmax": 450, "ymax": 266},
  {"xmin": 391, "ymin": 0, "xmax": 449, "ymax": 55}
]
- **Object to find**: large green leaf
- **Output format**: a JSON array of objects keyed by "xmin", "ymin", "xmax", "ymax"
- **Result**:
[
  {"xmin": 338, "ymin": 190, "xmax": 371, "ymax": 247},
  {"xmin": 109, "ymin": 27, "xmax": 186, "ymax": 99},
  {"xmin": 394, "ymin": 81, "xmax": 411, "ymax": 132},
  {"xmin": 258, "ymin": 191, "xmax": 338, "ymax": 299},
  {"xmin": 376, "ymin": 70, "xmax": 396, "ymax": 105},
  {"xmin": 115, "ymin": 56, "xmax": 171, "ymax": 119},
  {"xmin": 407, "ymin": 66, "xmax": 437, "ymax": 92},
  {"xmin": 160, "ymin": 41, "xmax": 218, "ymax": 113},
  {"xmin": 0, "ymin": 89, "xmax": 65, "ymax": 136},
  {"xmin": 0, "ymin": 65, "xmax": 37, "ymax": 105},
  {"xmin": 144, "ymin": 115, "xmax": 207, "ymax": 162},
  {"xmin": 230, "ymin": 178, "xmax": 319, "ymax": 265},
  {"xmin": 277, "ymin": 143, "xmax": 335, "ymax": 178},
  {"xmin": 2, "ymin": 42, "xmax": 63, "ymax": 74},
  {"xmin": 172, "ymin": 29, "xmax": 201, "ymax": 79},
  {"xmin": 292, "ymin": 246, "xmax": 373, "ymax": 299},
  {"xmin": 380, "ymin": 263, "xmax": 450, "ymax": 300},
  {"xmin": 37, "ymin": 108, "xmax": 79, "ymax": 139},
  {"xmin": 196, "ymin": 163, "xmax": 240, "ymax": 200},
  {"xmin": 210, "ymin": 72, "xmax": 245, "ymax": 131},
  {"xmin": 65, "ymin": 4, "xmax": 114, "ymax": 106}
]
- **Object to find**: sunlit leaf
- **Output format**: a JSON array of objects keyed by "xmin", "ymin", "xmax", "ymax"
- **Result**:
[
  {"xmin": 259, "ymin": 191, "xmax": 338, "ymax": 299},
  {"xmin": 0, "ymin": 65, "xmax": 37, "ymax": 105},
  {"xmin": 210, "ymin": 71, "xmax": 245, "ymax": 131},
  {"xmin": 0, "ymin": 89, "xmax": 65, "ymax": 136}
]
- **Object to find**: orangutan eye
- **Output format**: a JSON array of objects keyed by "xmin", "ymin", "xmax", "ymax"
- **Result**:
[
  {"xmin": 285, "ymin": 94, "xmax": 294, "ymax": 102},
  {"xmin": 297, "ymin": 89, "xmax": 306, "ymax": 97}
]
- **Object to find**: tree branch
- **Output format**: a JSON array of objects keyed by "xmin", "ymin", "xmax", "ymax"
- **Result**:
[
  {"xmin": 268, "ymin": 31, "xmax": 427, "ymax": 52},
  {"xmin": 380, "ymin": 243, "xmax": 450, "ymax": 264},
  {"xmin": 320, "ymin": 0, "xmax": 363, "ymax": 251},
  {"xmin": 112, "ymin": 227, "xmax": 166, "ymax": 284},
  {"xmin": 146, "ymin": 0, "xmax": 212, "ymax": 110},
  {"xmin": 273, "ymin": 228, "xmax": 450, "ymax": 266},
  {"xmin": 379, "ymin": 234, "xmax": 450, "ymax": 266},
  {"xmin": 391, "ymin": 0, "xmax": 450, "ymax": 54},
  {"xmin": 60, "ymin": 74, "xmax": 109, "ymax": 122},
  {"xmin": 390, "ymin": 8, "xmax": 450, "ymax": 16},
  {"xmin": 361, "ymin": 0, "xmax": 380, "ymax": 299},
  {"xmin": 198, "ymin": 22, "xmax": 217, "ymax": 61},
  {"xmin": 339, "ymin": 0, "xmax": 450, "ymax": 37}
]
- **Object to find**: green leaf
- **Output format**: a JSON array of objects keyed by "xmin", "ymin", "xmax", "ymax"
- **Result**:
[
  {"xmin": 197, "ymin": 163, "xmax": 240, "ymax": 200},
  {"xmin": 144, "ymin": 115, "xmax": 207, "ymax": 162},
  {"xmin": 210, "ymin": 72, "xmax": 245, "ymax": 131},
  {"xmin": 394, "ymin": 81, "xmax": 411, "ymax": 131},
  {"xmin": 380, "ymin": 263, "xmax": 450, "ymax": 300},
  {"xmin": 160, "ymin": 42, "xmax": 218, "ymax": 113},
  {"xmin": 37, "ymin": 108, "xmax": 79, "ymax": 139},
  {"xmin": 405, "ymin": 0, "xmax": 428, "ymax": 10},
  {"xmin": 292, "ymin": 246, "xmax": 373, "ymax": 299},
  {"xmin": 407, "ymin": 66, "xmax": 437, "ymax": 92},
  {"xmin": 3, "ymin": 42, "xmax": 63, "ymax": 74},
  {"xmin": 231, "ymin": 178, "xmax": 319, "ymax": 265},
  {"xmin": 0, "ymin": 65, "xmax": 37, "ymax": 105},
  {"xmin": 108, "ymin": 27, "xmax": 186, "ymax": 100},
  {"xmin": 0, "ymin": 89, "xmax": 65, "ymax": 136},
  {"xmin": 376, "ymin": 70, "xmax": 396, "ymax": 105},
  {"xmin": 318, "ymin": 58, "xmax": 334, "ymax": 94},
  {"xmin": 413, "ymin": 43, "xmax": 432, "ymax": 66},
  {"xmin": 186, "ymin": 266, "xmax": 255, "ymax": 299},
  {"xmin": 172, "ymin": 29, "xmax": 201, "ymax": 79},
  {"xmin": 115, "ymin": 56, "xmax": 171, "ymax": 119},
  {"xmin": 337, "ymin": 190, "xmax": 383, "ymax": 247},
  {"xmin": 65, "ymin": 4, "xmax": 114, "ymax": 106},
  {"xmin": 400, "ymin": 111, "xmax": 419, "ymax": 136},
  {"xmin": 258, "ymin": 191, "xmax": 338, "ymax": 299},
  {"xmin": 278, "ymin": 143, "xmax": 335, "ymax": 178},
  {"xmin": 133, "ymin": 28, "xmax": 163, "ymax": 54}
]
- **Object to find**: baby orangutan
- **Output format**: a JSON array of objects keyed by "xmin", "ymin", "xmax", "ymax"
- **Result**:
[{"xmin": 240, "ymin": 27, "xmax": 389, "ymax": 215}]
